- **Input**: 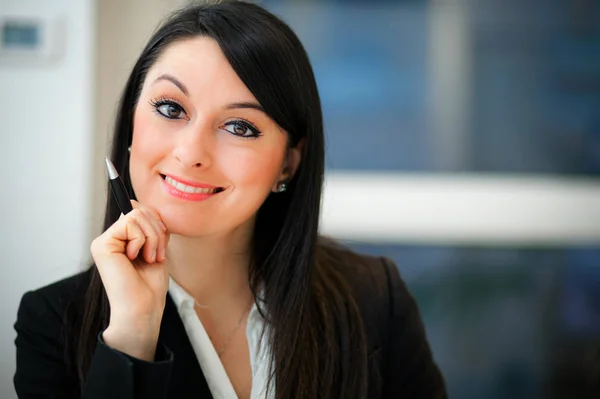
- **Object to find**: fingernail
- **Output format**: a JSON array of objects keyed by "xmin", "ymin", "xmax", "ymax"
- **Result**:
[
  {"xmin": 151, "ymin": 250, "xmax": 156, "ymax": 262},
  {"xmin": 159, "ymin": 222, "xmax": 167, "ymax": 231},
  {"xmin": 160, "ymin": 248, "xmax": 166, "ymax": 260}
]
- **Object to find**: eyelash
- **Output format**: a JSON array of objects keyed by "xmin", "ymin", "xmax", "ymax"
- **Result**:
[
  {"xmin": 149, "ymin": 97, "xmax": 187, "ymax": 120},
  {"xmin": 224, "ymin": 118, "xmax": 262, "ymax": 139},
  {"xmin": 148, "ymin": 97, "xmax": 262, "ymax": 139}
]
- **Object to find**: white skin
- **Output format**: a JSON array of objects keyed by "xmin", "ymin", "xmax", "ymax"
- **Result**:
[{"xmin": 90, "ymin": 37, "xmax": 302, "ymax": 397}]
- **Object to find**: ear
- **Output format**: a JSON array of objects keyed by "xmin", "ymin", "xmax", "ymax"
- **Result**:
[{"xmin": 273, "ymin": 139, "xmax": 304, "ymax": 191}]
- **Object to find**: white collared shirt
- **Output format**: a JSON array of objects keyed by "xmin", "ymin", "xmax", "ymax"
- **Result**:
[{"xmin": 168, "ymin": 276, "xmax": 275, "ymax": 399}]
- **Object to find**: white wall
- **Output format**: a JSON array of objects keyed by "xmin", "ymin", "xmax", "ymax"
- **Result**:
[
  {"xmin": 0, "ymin": 0, "xmax": 95, "ymax": 396},
  {"xmin": 1, "ymin": 0, "xmax": 185, "ymax": 396},
  {"xmin": 91, "ymin": 0, "xmax": 188, "ymax": 240},
  {"xmin": 2, "ymin": 0, "xmax": 597, "ymax": 397}
]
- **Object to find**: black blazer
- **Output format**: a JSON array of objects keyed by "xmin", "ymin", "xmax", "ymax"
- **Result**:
[{"xmin": 14, "ymin": 244, "xmax": 446, "ymax": 398}]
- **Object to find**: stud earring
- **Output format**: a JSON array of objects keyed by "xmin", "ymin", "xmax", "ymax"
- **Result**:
[
  {"xmin": 128, "ymin": 146, "xmax": 131, "ymax": 152},
  {"xmin": 276, "ymin": 182, "xmax": 287, "ymax": 193}
]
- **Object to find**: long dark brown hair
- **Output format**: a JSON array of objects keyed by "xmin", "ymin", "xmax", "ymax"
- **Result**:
[{"xmin": 65, "ymin": 1, "xmax": 368, "ymax": 397}]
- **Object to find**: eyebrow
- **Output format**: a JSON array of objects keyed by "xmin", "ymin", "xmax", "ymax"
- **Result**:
[
  {"xmin": 153, "ymin": 74, "xmax": 266, "ymax": 114},
  {"xmin": 154, "ymin": 74, "xmax": 189, "ymax": 96},
  {"xmin": 224, "ymin": 102, "xmax": 266, "ymax": 114}
]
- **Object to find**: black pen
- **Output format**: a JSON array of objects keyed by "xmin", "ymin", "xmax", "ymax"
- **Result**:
[{"xmin": 104, "ymin": 157, "xmax": 133, "ymax": 215}]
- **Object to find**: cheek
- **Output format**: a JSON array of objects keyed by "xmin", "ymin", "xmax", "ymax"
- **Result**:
[
  {"xmin": 131, "ymin": 110, "xmax": 167, "ymax": 157},
  {"xmin": 129, "ymin": 109, "xmax": 170, "ymax": 197},
  {"xmin": 217, "ymin": 144, "xmax": 284, "ymax": 189}
]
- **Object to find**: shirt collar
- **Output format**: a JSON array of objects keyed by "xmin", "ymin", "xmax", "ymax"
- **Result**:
[
  {"xmin": 168, "ymin": 275, "xmax": 265, "ymax": 320},
  {"xmin": 168, "ymin": 275, "xmax": 195, "ymax": 313}
]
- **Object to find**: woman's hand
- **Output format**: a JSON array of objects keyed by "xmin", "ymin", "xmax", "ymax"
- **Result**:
[{"xmin": 90, "ymin": 200, "xmax": 170, "ymax": 361}]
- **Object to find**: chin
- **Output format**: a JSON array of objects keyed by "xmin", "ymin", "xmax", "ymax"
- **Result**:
[{"xmin": 161, "ymin": 216, "xmax": 210, "ymax": 237}]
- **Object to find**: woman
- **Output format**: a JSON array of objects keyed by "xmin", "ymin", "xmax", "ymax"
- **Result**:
[{"xmin": 14, "ymin": 1, "xmax": 446, "ymax": 398}]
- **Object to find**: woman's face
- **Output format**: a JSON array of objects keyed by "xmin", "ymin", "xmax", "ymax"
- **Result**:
[{"xmin": 129, "ymin": 37, "xmax": 300, "ymax": 238}]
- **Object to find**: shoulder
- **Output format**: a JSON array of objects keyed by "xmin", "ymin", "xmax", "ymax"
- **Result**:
[
  {"xmin": 15, "ymin": 270, "xmax": 91, "ymax": 330},
  {"xmin": 316, "ymin": 236, "xmax": 401, "ymax": 303},
  {"xmin": 14, "ymin": 270, "xmax": 94, "ymax": 396},
  {"xmin": 315, "ymin": 237, "xmax": 403, "ymax": 338},
  {"xmin": 316, "ymin": 238, "xmax": 447, "ymax": 397}
]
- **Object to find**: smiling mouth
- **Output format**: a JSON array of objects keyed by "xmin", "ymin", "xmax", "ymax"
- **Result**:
[{"xmin": 160, "ymin": 174, "xmax": 224, "ymax": 194}]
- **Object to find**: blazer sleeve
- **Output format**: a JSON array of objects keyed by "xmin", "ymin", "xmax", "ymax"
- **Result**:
[
  {"xmin": 14, "ymin": 289, "xmax": 174, "ymax": 399},
  {"xmin": 380, "ymin": 257, "xmax": 448, "ymax": 399}
]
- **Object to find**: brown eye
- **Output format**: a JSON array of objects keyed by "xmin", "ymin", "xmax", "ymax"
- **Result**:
[
  {"xmin": 233, "ymin": 124, "xmax": 248, "ymax": 136},
  {"xmin": 157, "ymin": 103, "xmax": 182, "ymax": 119},
  {"xmin": 223, "ymin": 120, "xmax": 262, "ymax": 138},
  {"xmin": 149, "ymin": 98, "xmax": 187, "ymax": 120}
]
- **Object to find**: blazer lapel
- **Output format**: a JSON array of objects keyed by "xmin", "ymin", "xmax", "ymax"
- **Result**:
[{"xmin": 158, "ymin": 293, "xmax": 214, "ymax": 399}]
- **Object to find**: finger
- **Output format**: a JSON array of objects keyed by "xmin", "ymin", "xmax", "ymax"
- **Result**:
[
  {"xmin": 129, "ymin": 200, "xmax": 166, "ymax": 232},
  {"xmin": 131, "ymin": 201, "xmax": 168, "ymax": 261},
  {"xmin": 123, "ymin": 217, "xmax": 146, "ymax": 260},
  {"xmin": 128, "ymin": 209, "xmax": 161, "ymax": 264},
  {"xmin": 143, "ymin": 206, "xmax": 167, "ymax": 232},
  {"xmin": 136, "ymin": 207, "xmax": 168, "ymax": 262},
  {"xmin": 92, "ymin": 213, "xmax": 146, "ymax": 265},
  {"xmin": 108, "ymin": 209, "xmax": 149, "ymax": 261},
  {"xmin": 110, "ymin": 202, "xmax": 166, "ymax": 263}
]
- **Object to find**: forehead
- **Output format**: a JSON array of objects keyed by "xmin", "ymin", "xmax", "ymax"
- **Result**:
[{"xmin": 144, "ymin": 37, "xmax": 256, "ymax": 102}]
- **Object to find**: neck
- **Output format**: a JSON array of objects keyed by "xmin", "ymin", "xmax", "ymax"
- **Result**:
[{"xmin": 166, "ymin": 227, "xmax": 253, "ymax": 309}]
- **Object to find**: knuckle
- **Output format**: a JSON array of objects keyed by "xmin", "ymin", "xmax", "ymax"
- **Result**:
[
  {"xmin": 138, "ymin": 206, "xmax": 162, "ymax": 224},
  {"xmin": 129, "ymin": 208, "xmax": 143, "ymax": 219},
  {"xmin": 90, "ymin": 238, "xmax": 99, "ymax": 253},
  {"xmin": 90, "ymin": 235, "xmax": 106, "ymax": 250},
  {"xmin": 126, "ymin": 216, "xmax": 143, "ymax": 231}
]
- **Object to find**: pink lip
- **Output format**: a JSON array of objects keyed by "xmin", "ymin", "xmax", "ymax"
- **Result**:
[
  {"xmin": 160, "ymin": 175, "xmax": 223, "ymax": 202},
  {"xmin": 161, "ymin": 173, "xmax": 220, "ymax": 189}
]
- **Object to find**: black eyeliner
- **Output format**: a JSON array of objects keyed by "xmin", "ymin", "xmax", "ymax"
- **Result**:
[{"xmin": 104, "ymin": 157, "xmax": 133, "ymax": 215}]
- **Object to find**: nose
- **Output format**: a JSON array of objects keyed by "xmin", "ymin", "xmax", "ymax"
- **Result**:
[{"xmin": 172, "ymin": 121, "xmax": 214, "ymax": 168}]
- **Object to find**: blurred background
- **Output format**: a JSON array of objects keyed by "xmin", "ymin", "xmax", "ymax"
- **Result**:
[{"xmin": 1, "ymin": 0, "xmax": 599, "ymax": 397}]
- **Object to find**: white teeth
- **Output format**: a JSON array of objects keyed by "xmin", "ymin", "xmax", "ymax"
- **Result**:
[{"xmin": 164, "ymin": 176, "xmax": 219, "ymax": 194}]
